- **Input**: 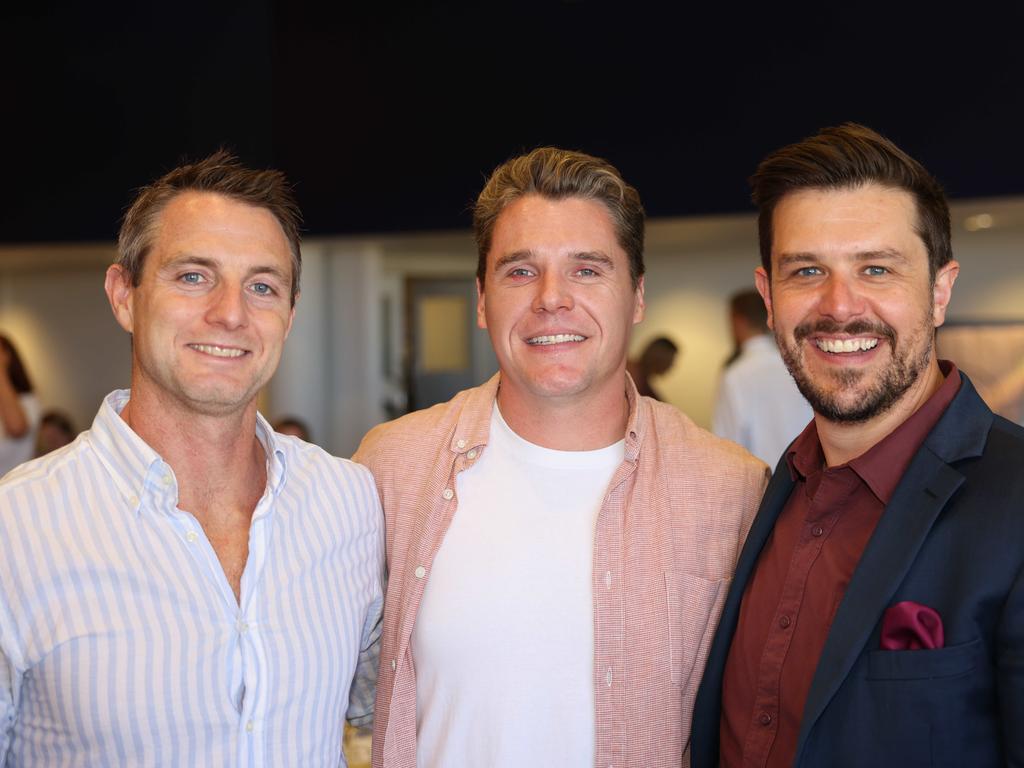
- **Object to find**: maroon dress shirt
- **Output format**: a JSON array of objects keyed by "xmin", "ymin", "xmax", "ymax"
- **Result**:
[{"xmin": 719, "ymin": 362, "xmax": 961, "ymax": 768}]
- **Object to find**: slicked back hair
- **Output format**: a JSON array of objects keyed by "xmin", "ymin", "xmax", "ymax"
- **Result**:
[
  {"xmin": 117, "ymin": 150, "xmax": 303, "ymax": 305},
  {"xmin": 473, "ymin": 147, "xmax": 645, "ymax": 288},
  {"xmin": 751, "ymin": 123, "xmax": 952, "ymax": 280}
]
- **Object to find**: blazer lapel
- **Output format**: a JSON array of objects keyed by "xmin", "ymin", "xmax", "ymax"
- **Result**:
[{"xmin": 793, "ymin": 372, "xmax": 993, "ymax": 762}]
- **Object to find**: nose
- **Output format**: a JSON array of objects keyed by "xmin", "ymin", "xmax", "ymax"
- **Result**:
[
  {"xmin": 205, "ymin": 281, "xmax": 249, "ymax": 329},
  {"xmin": 817, "ymin": 273, "xmax": 865, "ymax": 322},
  {"xmin": 532, "ymin": 270, "xmax": 574, "ymax": 314}
]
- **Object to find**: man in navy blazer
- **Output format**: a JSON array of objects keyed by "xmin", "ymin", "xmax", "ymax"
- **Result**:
[{"xmin": 691, "ymin": 124, "xmax": 1024, "ymax": 767}]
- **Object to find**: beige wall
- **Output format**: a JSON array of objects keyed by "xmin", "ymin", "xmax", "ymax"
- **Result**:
[{"xmin": 0, "ymin": 198, "xmax": 1020, "ymax": 451}]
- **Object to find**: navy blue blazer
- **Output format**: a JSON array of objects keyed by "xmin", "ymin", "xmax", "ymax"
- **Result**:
[{"xmin": 691, "ymin": 373, "xmax": 1024, "ymax": 767}]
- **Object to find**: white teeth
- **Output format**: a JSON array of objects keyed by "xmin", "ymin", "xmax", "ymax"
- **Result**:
[
  {"xmin": 816, "ymin": 338, "xmax": 879, "ymax": 353},
  {"xmin": 189, "ymin": 344, "xmax": 246, "ymax": 358},
  {"xmin": 527, "ymin": 334, "xmax": 586, "ymax": 345}
]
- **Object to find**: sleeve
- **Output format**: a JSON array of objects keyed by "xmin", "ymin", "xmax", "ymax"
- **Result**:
[
  {"xmin": 0, "ymin": 596, "xmax": 21, "ymax": 764},
  {"xmin": 998, "ymin": 563, "xmax": 1024, "ymax": 765},
  {"xmin": 345, "ymin": 468, "xmax": 386, "ymax": 728}
]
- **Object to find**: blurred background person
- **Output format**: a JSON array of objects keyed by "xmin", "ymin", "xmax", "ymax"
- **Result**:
[
  {"xmin": 35, "ymin": 410, "xmax": 78, "ymax": 457},
  {"xmin": 272, "ymin": 415, "xmax": 313, "ymax": 442},
  {"xmin": 0, "ymin": 334, "xmax": 41, "ymax": 477},
  {"xmin": 713, "ymin": 289, "xmax": 811, "ymax": 466},
  {"xmin": 627, "ymin": 336, "xmax": 680, "ymax": 401}
]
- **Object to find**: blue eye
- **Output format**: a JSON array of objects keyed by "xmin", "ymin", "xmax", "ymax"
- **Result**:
[
  {"xmin": 864, "ymin": 266, "xmax": 888, "ymax": 276},
  {"xmin": 795, "ymin": 266, "xmax": 823, "ymax": 277},
  {"xmin": 180, "ymin": 272, "xmax": 203, "ymax": 284},
  {"xmin": 576, "ymin": 268, "xmax": 598, "ymax": 277},
  {"xmin": 251, "ymin": 282, "xmax": 273, "ymax": 295}
]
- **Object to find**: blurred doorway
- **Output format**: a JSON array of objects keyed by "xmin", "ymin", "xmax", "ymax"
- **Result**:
[{"xmin": 406, "ymin": 277, "xmax": 498, "ymax": 411}]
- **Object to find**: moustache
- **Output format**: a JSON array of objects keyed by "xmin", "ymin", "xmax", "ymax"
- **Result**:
[{"xmin": 793, "ymin": 319, "xmax": 897, "ymax": 346}]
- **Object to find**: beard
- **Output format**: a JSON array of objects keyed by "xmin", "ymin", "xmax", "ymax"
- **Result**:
[{"xmin": 776, "ymin": 316, "xmax": 934, "ymax": 424}]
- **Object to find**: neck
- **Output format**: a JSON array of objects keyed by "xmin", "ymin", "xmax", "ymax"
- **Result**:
[
  {"xmin": 816, "ymin": 357, "xmax": 946, "ymax": 467},
  {"xmin": 120, "ymin": 382, "xmax": 266, "ymax": 522},
  {"xmin": 496, "ymin": 375, "xmax": 630, "ymax": 451}
]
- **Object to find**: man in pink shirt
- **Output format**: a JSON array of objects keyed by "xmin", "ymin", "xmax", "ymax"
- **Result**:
[{"xmin": 355, "ymin": 147, "xmax": 768, "ymax": 767}]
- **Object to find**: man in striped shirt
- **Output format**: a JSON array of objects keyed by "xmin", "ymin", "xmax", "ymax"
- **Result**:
[
  {"xmin": 0, "ymin": 153, "xmax": 384, "ymax": 766},
  {"xmin": 356, "ymin": 148, "xmax": 768, "ymax": 767}
]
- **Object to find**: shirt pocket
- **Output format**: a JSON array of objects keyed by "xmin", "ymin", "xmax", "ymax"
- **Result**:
[
  {"xmin": 865, "ymin": 637, "xmax": 982, "ymax": 680},
  {"xmin": 664, "ymin": 570, "xmax": 727, "ymax": 688}
]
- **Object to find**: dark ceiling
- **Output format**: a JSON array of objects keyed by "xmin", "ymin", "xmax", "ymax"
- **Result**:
[{"xmin": 3, "ymin": 2, "xmax": 1023, "ymax": 243}]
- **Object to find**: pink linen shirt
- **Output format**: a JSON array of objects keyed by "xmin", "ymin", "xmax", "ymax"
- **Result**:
[{"xmin": 354, "ymin": 373, "xmax": 768, "ymax": 768}]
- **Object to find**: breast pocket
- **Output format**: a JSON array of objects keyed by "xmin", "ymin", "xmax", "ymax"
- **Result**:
[
  {"xmin": 664, "ymin": 570, "xmax": 727, "ymax": 689},
  {"xmin": 866, "ymin": 637, "xmax": 982, "ymax": 680}
]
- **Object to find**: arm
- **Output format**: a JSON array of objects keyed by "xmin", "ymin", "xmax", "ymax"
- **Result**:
[
  {"xmin": 346, "ymin": 469, "xmax": 386, "ymax": 728},
  {"xmin": 1, "ymin": 595, "xmax": 21, "ymax": 765},
  {"xmin": 0, "ymin": 365, "xmax": 28, "ymax": 439},
  {"xmin": 998, "ymin": 563, "xmax": 1024, "ymax": 766}
]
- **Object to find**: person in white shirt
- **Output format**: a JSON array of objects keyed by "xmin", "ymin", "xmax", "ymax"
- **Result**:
[
  {"xmin": 713, "ymin": 288, "xmax": 812, "ymax": 466},
  {"xmin": 0, "ymin": 151, "xmax": 383, "ymax": 767}
]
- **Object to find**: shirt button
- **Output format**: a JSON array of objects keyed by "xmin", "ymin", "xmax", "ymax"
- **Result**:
[
  {"xmin": 128, "ymin": 495, "xmax": 140, "ymax": 507},
  {"xmin": 779, "ymin": 615, "xmax": 791, "ymax": 629},
  {"xmin": 604, "ymin": 571, "xmax": 612, "ymax": 589},
  {"xmin": 812, "ymin": 525, "xmax": 824, "ymax": 537},
  {"xmin": 237, "ymin": 620, "xmax": 249, "ymax": 633},
  {"xmin": 442, "ymin": 488, "xmax": 454, "ymax": 500},
  {"xmin": 605, "ymin": 667, "xmax": 613, "ymax": 687},
  {"xmin": 245, "ymin": 720, "xmax": 254, "ymax": 733},
  {"xmin": 186, "ymin": 531, "xmax": 198, "ymax": 543},
  {"xmin": 759, "ymin": 712, "xmax": 773, "ymax": 726},
  {"xmin": 466, "ymin": 449, "xmax": 477, "ymax": 460},
  {"xmin": 162, "ymin": 474, "xmax": 173, "ymax": 486},
  {"xmin": 415, "ymin": 565, "xmax": 426, "ymax": 579},
  {"xmin": 391, "ymin": 659, "xmax": 397, "ymax": 671},
  {"xmin": 456, "ymin": 439, "xmax": 466, "ymax": 449}
]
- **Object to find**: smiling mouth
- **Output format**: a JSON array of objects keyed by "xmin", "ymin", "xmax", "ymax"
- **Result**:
[
  {"xmin": 526, "ymin": 334, "xmax": 586, "ymax": 345},
  {"xmin": 188, "ymin": 343, "xmax": 248, "ymax": 358},
  {"xmin": 815, "ymin": 338, "xmax": 879, "ymax": 354}
]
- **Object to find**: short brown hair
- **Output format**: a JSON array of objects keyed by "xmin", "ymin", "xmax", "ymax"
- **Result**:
[
  {"xmin": 473, "ymin": 147, "xmax": 645, "ymax": 288},
  {"xmin": 117, "ymin": 150, "xmax": 303, "ymax": 305},
  {"xmin": 751, "ymin": 123, "xmax": 952, "ymax": 280}
]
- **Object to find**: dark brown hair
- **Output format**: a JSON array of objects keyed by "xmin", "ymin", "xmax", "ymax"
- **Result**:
[
  {"xmin": 117, "ymin": 150, "xmax": 303, "ymax": 304},
  {"xmin": 473, "ymin": 147, "xmax": 645, "ymax": 288},
  {"xmin": 751, "ymin": 123, "xmax": 952, "ymax": 279}
]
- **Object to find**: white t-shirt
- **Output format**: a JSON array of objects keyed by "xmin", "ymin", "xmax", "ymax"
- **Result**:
[
  {"xmin": 0, "ymin": 392, "xmax": 40, "ymax": 477},
  {"xmin": 412, "ymin": 405, "xmax": 624, "ymax": 768}
]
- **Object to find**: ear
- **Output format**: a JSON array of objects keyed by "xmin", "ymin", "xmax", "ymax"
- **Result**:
[
  {"xmin": 632, "ymin": 275, "xmax": 646, "ymax": 325},
  {"xmin": 754, "ymin": 267, "xmax": 774, "ymax": 330},
  {"xmin": 105, "ymin": 264, "xmax": 136, "ymax": 333},
  {"xmin": 932, "ymin": 260, "xmax": 959, "ymax": 327},
  {"xmin": 476, "ymin": 277, "xmax": 487, "ymax": 330}
]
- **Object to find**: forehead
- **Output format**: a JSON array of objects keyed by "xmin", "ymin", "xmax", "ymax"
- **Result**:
[
  {"xmin": 149, "ymin": 191, "xmax": 292, "ymax": 268},
  {"xmin": 771, "ymin": 183, "xmax": 924, "ymax": 263},
  {"xmin": 489, "ymin": 195, "xmax": 624, "ymax": 261}
]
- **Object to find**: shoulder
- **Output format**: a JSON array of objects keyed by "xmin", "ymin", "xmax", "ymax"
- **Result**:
[
  {"xmin": 643, "ymin": 398, "xmax": 768, "ymax": 479},
  {"xmin": 276, "ymin": 434, "xmax": 378, "ymax": 495},
  {"xmin": 354, "ymin": 386, "xmax": 479, "ymax": 467},
  {"xmin": 0, "ymin": 434, "xmax": 94, "ymax": 518}
]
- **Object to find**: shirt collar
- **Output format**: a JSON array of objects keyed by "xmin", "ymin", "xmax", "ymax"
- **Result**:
[
  {"xmin": 88, "ymin": 389, "xmax": 288, "ymax": 515},
  {"xmin": 786, "ymin": 360, "xmax": 962, "ymax": 504},
  {"xmin": 450, "ymin": 371, "xmax": 645, "ymax": 461}
]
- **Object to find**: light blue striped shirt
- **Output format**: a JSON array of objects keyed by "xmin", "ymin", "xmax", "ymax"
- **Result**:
[{"xmin": 0, "ymin": 390, "xmax": 384, "ymax": 767}]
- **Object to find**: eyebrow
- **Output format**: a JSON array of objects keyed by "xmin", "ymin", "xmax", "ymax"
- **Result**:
[
  {"xmin": 776, "ymin": 248, "xmax": 908, "ymax": 267},
  {"xmin": 492, "ymin": 250, "xmax": 617, "ymax": 271},
  {"xmin": 161, "ymin": 254, "xmax": 291, "ymax": 282}
]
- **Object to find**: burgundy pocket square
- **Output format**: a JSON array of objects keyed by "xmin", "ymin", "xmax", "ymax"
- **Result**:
[{"xmin": 880, "ymin": 601, "xmax": 945, "ymax": 650}]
